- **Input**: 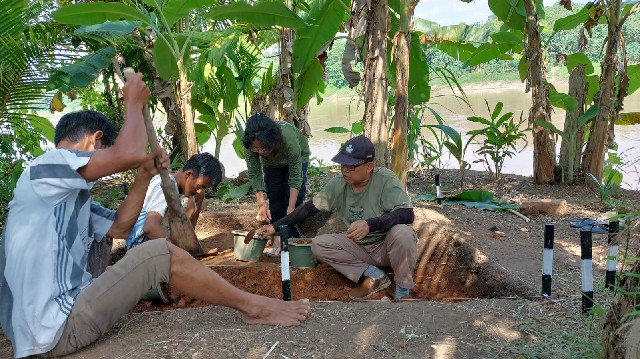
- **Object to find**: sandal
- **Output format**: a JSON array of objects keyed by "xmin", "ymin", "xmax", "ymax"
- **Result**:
[
  {"xmin": 581, "ymin": 224, "xmax": 608, "ymax": 234},
  {"xmin": 264, "ymin": 246, "xmax": 281, "ymax": 258},
  {"xmin": 570, "ymin": 218, "xmax": 597, "ymax": 228}
]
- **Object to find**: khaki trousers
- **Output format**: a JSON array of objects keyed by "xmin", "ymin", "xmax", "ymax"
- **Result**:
[
  {"xmin": 311, "ymin": 224, "xmax": 417, "ymax": 289},
  {"xmin": 41, "ymin": 239, "xmax": 171, "ymax": 357}
]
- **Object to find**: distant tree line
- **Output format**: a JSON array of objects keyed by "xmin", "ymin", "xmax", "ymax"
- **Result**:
[{"xmin": 320, "ymin": 3, "xmax": 640, "ymax": 89}]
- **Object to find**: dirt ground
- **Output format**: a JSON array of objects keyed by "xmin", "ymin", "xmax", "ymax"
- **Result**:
[{"xmin": 1, "ymin": 169, "xmax": 639, "ymax": 358}]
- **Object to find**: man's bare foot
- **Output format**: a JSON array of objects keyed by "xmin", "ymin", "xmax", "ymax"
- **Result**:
[{"xmin": 242, "ymin": 297, "xmax": 310, "ymax": 327}]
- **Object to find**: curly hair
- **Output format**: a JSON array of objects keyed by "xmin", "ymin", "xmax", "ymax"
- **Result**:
[
  {"xmin": 54, "ymin": 110, "xmax": 117, "ymax": 147},
  {"xmin": 182, "ymin": 152, "xmax": 224, "ymax": 188},
  {"xmin": 241, "ymin": 113, "xmax": 282, "ymax": 151}
]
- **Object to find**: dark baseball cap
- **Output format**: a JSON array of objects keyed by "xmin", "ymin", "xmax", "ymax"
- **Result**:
[{"xmin": 331, "ymin": 135, "xmax": 375, "ymax": 166}]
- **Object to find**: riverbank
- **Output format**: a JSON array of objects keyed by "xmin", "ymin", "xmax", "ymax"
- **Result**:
[{"xmin": 321, "ymin": 66, "xmax": 574, "ymax": 100}]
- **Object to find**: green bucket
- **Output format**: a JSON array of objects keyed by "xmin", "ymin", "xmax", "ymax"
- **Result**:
[
  {"xmin": 232, "ymin": 230, "xmax": 268, "ymax": 262},
  {"xmin": 289, "ymin": 238, "xmax": 317, "ymax": 268}
]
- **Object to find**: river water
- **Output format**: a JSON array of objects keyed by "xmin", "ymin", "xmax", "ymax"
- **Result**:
[{"xmin": 203, "ymin": 82, "xmax": 640, "ymax": 190}]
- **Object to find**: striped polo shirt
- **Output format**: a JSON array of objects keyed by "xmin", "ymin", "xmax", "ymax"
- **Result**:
[{"xmin": 0, "ymin": 149, "xmax": 115, "ymax": 358}]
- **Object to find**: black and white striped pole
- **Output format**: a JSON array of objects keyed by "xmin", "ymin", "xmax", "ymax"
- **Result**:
[
  {"xmin": 580, "ymin": 229, "xmax": 593, "ymax": 314},
  {"xmin": 541, "ymin": 223, "xmax": 554, "ymax": 298},
  {"xmin": 279, "ymin": 225, "xmax": 292, "ymax": 301},
  {"xmin": 605, "ymin": 220, "xmax": 620, "ymax": 291},
  {"xmin": 435, "ymin": 173, "xmax": 442, "ymax": 205}
]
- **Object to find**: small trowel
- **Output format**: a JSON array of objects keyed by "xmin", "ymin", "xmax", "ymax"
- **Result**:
[
  {"xmin": 243, "ymin": 229, "xmax": 257, "ymax": 244},
  {"xmin": 244, "ymin": 220, "xmax": 270, "ymax": 244}
]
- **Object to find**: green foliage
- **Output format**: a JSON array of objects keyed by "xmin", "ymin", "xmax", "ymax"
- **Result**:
[
  {"xmin": 51, "ymin": 2, "xmax": 148, "ymax": 25},
  {"xmin": 553, "ymin": 2, "xmax": 594, "ymax": 31},
  {"xmin": 232, "ymin": 117, "xmax": 246, "ymax": 160},
  {"xmin": 52, "ymin": 46, "xmax": 117, "ymax": 88},
  {"xmin": 467, "ymin": 101, "xmax": 528, "ymax": 179},
  {"xmin": 92, "ymin": 187, "xmax": 123, "ymax": 210},
  {"xmin": 547, "ymin": 83, "xmax": 578, "ymax": 112},
  {"xmin": 294, "ymin": 58, "xmax": 325, "ymax": 110},
  {"xmin": 204, "ymin": 1, "xmax": 306, "ymax": 29},
  {"xmin": 411, "ymin": 107, "xmax": 446, "ymax": 170},
  {"xmin": 212, "ymin": 181, "xmax": 251, "ymax": 203},
  {"xmin": 1, "ymin": 0, "xmax": 63, "ymax": 165},
  {"xmin": 0, "ymin": 159, "xmax": 23, "ymax": 232},
  {"xmin": 292, "ymin": 0, "xmax": 348, "ymax": 74},
  {"xmin": 588, "ymin": 151, "xmax": 624, "ymax": 204},
  {"xmin": 323, "ymin": 39, "xmax": 353, "ymax": 89},
  {"xmin": 448, "ymin": 189, "xmax": 519, "ymax": 211},
  {"xmin": 488, "ymin": 0, "xmax": 526, "ymax": 31},
  {"xmin": 414, "ymin": 188, "xmax": 520, "ymax": 211},
  {"xmin": 513, "ymin": 302, "xmax": 604, "ymax": 358},
  {"xmin": 306, "ymin": 157, "xmax": 331, "ymax": 197},
  {"xmin": 408, "ymin": 33, "xmax": 430, "ymax": 105},
  {"xmin": 430, "ymin": 124, "xmax": 477, "ymax": 187},
  {"xmin": 290, "ymin": 0, "xmax": 349, "ymax": 110},
  {"xmin": 324, "ymin": 121, "xmax": 364, "ymax": 136},
  {"xmin": 617, "ymin": 112, "xmax": 640, "ymax": 125}
]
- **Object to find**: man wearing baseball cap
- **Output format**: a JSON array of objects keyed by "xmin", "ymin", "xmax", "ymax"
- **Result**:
[{"xmin": 256, "ymin": 135, "xmax": 417, "ymax": 300}]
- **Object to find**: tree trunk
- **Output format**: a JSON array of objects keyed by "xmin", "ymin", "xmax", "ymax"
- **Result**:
[
  {"xmin": 559, "ymin": 28, "xmax": 588, "ymax": 184},
  {"xmin": 276, "ymin": 25, "xmax": 295, "ymax": 124},
  {"xmin": 525, "ymin": 0, "xmax": 555, "ymax": 184},
  {"xmin": 390, "ymin": 30, "xmax": 410, "ymax": 187},
  {"xmin": 250, "ymin": 93, "xmax": 276, "ymax": 119},
  {"xmin": 582, "ymin": 0, "xmax": 621, "ymax": 182},
  {"xmin": 342, "ymin": 0, "xmax": 368, "ymax": 88},
  {"xmin": 177, "ymin": 58, "xmax": 198, "ymax": 160},
  {"xmin": 362, "ymin": 0, "xmax": 389, "ymax": 167}
]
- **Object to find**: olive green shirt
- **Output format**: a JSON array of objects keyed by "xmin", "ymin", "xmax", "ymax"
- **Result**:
[
  {"xmin": 312, "ymin": 167, "xmax": 412, "ymax": 245},
  {"xmin": 244, "ymin": 121, "xmax": 310, "ymax": 193}
]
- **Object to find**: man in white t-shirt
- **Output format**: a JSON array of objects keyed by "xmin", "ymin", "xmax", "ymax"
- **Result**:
[
  {"xmin": 126, "ymin": 153, "xmax": 223, "ymax": 250},
  {"xmin": 0, "ymin": 71, "xmax": 310, "ymax": 358}
]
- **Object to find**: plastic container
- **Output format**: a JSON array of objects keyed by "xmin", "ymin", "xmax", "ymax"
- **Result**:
[
  {"xmin": 232, "ymin": 230, "xmax": 268, "ymax": 262},
  {"xmin": 289, "ymin": 238, "xmax": 317, "ymax": 268}
]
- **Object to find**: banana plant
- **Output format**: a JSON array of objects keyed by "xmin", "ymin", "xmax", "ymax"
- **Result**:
[
  {"xmin": 52, "ymin": 0, "xmax": 305, "ymax": 161},
  {"xmin": 535, "ymin": 104, "xmax": 598, "ymax": 184},
  {"xmin": 430, "ymin": 124, "xmax": 477, "ymax": 188},
  {"xmin": 1, "ymin": 0, "xmax": 59, "ymax": 160}
]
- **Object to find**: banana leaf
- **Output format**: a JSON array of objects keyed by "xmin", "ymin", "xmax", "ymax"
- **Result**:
[{"xmin": 414, "ymin": 189, "xmax": 519, "ymax": 211}]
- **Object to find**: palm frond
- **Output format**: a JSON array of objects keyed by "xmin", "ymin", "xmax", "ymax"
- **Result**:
[{"xmin": 1, "ymin": 0, "xmax": 91, "ymax": 157}]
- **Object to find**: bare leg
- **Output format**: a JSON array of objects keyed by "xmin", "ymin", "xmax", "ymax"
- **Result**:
[{"xmin": 167, "ymin": 241, "xmax": 310, "ymax": 326}]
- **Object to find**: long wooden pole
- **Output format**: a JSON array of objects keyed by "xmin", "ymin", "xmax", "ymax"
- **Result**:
[{"xmin": 124, "ymin": 67, "xmax": 204, "ymax": 257}]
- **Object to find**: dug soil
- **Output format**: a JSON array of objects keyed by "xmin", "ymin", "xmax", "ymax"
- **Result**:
[{"xmin": 1, "ymin": 169, "xmax": 639, "ymax": 358}]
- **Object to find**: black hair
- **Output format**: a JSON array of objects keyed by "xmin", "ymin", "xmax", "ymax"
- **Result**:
[
  {"xmin": 182, "ymin": 152, "xmax": 223, "ymax": 188},
  {"xmin": 54, "ymin": 110, "xmax": 117, "ymax": 147},
  {"xmin": 241, "ymin": 113, "xmax": 283, "ymax": 150}
]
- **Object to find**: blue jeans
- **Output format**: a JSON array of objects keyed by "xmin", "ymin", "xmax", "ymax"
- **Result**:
[
  {"xmin": 125, "ymin": 209, "xmax": 149, "ymax": 250},
  {"xmin": 263, "ymin": 162, "xmax": 308, "ymax": 223}
]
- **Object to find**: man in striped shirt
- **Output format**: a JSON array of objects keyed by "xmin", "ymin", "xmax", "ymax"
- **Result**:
[{"xmin": 0, "ymin": 71, "xmax": 310, "ymax": 358}]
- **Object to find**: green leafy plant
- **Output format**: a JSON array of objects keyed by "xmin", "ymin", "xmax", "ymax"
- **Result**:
[
  {"xmin": 213, "ymin": 181, "xmax": 252, "ymax": 203},
  {"xmin": 587, "ymin": 172, "xmax": 621, "ymax": 203},
  {"xmin": 411, "ymin": 107, "xmax": 446, "ymax": 171},
  {"xmin": 467, "ymin": 101, "xmax": 529, "ymax": 179},
  {"xmin": 306, "ymin": 156, "xmax": 331, "ymax": 197},
  {"xmin": 307, "ymin": 156, "xmax": 329, "ymax": 178},
  {"xmin": 587, "ymin": 150, "xmax": 624, "ymax": 206},
  {"xmin": 429, "ymin": 124, "xmax": 477, "ymax": 187},
  {"xmin": 324, "ymin": 121, "xmax": 364, "ymax": 137}
]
